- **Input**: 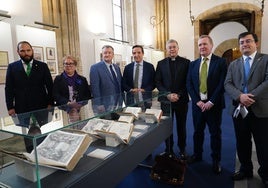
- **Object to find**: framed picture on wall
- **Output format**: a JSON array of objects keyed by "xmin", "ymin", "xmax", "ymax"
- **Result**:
[
  {"xmin": 32, "ymin": 46, "xmax": 44, "ymax": 61},
  {"xmin": 0, "ymin": 51, "xmax": 9, "ymax": 67},
  {"xmin": 0, "ymin": 69, "xmax": 7, "ymax": 84},
  {"xmin": 47, "ymin": 61, "xmax": 57, "ymax": 74},
  {"xmin": 46, "ymin": 47, "xmax": 55, "ymax": 60}
]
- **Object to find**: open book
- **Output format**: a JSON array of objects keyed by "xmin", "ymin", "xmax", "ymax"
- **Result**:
[
  {"xmin": 82, "ymin": 118, "xmax": 134, "ymax": 144},
  {"xmin": 139, "ymin": 109, "xmax": 163, "ymax": 123},
  {"xmin": 123, "ymin": 106, "xmax": 142, "ymax": 119},
  {"xmin": 1, "ymin": 130, "xmax": 92, "ymax": 171},
  {"xmin": 118, "ymin": 114, "xmax": 135, "ymax": 123}
]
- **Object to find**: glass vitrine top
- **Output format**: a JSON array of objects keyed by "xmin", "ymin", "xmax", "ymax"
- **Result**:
[{"xmin": 0, "ymin": 91, "xmax": 168, "ymax": 138}]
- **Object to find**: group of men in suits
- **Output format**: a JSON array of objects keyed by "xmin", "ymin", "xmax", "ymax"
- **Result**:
[{"xmin": 5, "ymin": 31, "xmax": 268, "ymax": 186}]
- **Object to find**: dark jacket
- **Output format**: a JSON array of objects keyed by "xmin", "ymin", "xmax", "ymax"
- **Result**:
[
  {"xmin": 5, "ymin": 59, "xmax": 53, "ymax": 113},
  {"xmin": 53, "ymin": 72, "xmax": 91, "ymax": 106}
]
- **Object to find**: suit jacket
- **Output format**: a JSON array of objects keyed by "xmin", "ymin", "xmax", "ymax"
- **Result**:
[
  {"xmin": 53, "ymin": 72, "xmax": 91, "ymax": 106},
  {"xmin": 187, "ymin": 54, "xmax": 227, "ymax": 109},
  {"xmin": 90, "ymin": 61, "xmax": 122, "ymax": 107},
  {"xmin": 155, "ymin": 56, "xmax": 190, "ymax": 107},
  {"xmin": 224, "ymin": 53, "xmax": 268, "ymax": 117},
  {"xmin": 122, "ymin": 61, "xmax": 155, "ymax": 92},
  {"xmin": 5, "ymin": 59, "xmax": 53, "ymax": 114}
]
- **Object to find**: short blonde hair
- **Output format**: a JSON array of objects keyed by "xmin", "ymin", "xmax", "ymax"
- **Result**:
[{"xmin": 62, "ymin": 55, "xmax": 78, "ymax": 66}]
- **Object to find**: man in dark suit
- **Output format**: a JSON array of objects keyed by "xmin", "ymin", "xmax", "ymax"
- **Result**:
[
  {"xmin": 90, "ymin": 45, "xmax": 123, "ymax": 115},
  {"xmin": 5, "ymin": 41, "xmax": 54, "ymax": 152},
  {"xmin": 122, "ymin": 45, "xmax": 155, "ymax": 108},
  {"xmin": 187, "ymin": 35, "xmax": 227, "ymax": 174},
  {"xmin": 5, "ymin": 41, "xmax": 53, "ymax": 117},
  {"xmin": 155, "ymin": 39, "xmax": 190, "ymax": 160},
  {"xmin": 224, "ymin": 32, "xmax": 268, "ymax": 186}
]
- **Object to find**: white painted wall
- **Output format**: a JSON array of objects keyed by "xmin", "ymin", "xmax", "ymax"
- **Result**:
[
  {"xmin": 77, "ymin": 0, "xmax": 114, "ymax": 81},
  {"xmin": 0, "ymin": 0, "xmax": 47, "ymax": 117},
  {"xmin": 210, "ymin": 22, "xmax": 247, "ymax": 51},
  {"xmin": 135, "ymin": 0, "xmax": 155, "ymax": 47},
  {"xmin": 77, "ymin": 0, "xmax": 155, "ymax": 81}
]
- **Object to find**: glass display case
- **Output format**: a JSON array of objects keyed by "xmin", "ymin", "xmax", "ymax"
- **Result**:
[{"xmin": 0, "ymin": 91, "xmax": 172, "ymax": 188}]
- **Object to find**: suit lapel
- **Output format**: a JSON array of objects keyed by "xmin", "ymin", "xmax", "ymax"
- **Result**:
[
  {"xmin": 114, "ymin": 65, "xmax": 121, "ymax": 83},
  {"xmin": 101, "ymin": 61, "xmax": 114, "ymax": 82},
  {"xmin": 249, "ymin": 53, "xmax": 262, "ymax": 79},
  {"xmin": 208, "ymin": 55, "xmax": 216, "ymax": 77},
  {"xmin": 165, "ymin": 59, "xmax": 171, "ymax": 84},
  {"xmin": 196, "ymin": 58, "xmax": 202, "ymax": 81},
  {"xmin": 18, "ymin": 60, "xmax": 30, "ymax": 78}
]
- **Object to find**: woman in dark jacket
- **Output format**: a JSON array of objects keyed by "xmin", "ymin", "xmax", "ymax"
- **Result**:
[{"xmin": 53, "ymin": 55, "xmax": 91, "ymax": 106}]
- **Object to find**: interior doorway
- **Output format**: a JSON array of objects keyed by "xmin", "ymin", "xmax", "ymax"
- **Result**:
[{"xmin": 222, "ymin": 48, "xmax": 242, "ymax": 65}]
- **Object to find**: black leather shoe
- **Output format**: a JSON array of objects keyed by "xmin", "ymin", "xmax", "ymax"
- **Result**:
[
  {"xmin": 187, "ymin": 155, "xmax": 202, "ymax": 164},
  {"xmin": 212, "ymin": 161, "xmax": 221, "ymax": 174},
  {"xmin": 232, "ymin": 171, "xmax": 253, "ymax": 181}
]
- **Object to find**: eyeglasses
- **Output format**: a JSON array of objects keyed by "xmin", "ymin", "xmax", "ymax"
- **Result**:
[
  {"xmin": 239, "ymin": 39, "xmax": 254, "ymax": 45},
  {"xmin": 64, "ymin": 62, "xmax": 75, "ymax": 66}
]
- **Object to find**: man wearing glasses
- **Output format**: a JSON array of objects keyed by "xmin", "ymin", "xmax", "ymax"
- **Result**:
[
  {"xmin": 90, "ymin": 45, "xmax": 123, "ymax": 115},
  {"xmin": 224, "ymin": 32, "xmax": 268, "ymax": 187}
]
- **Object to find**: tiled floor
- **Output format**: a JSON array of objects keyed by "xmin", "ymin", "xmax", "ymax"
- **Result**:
[{"xmin": 234, "ymin": 141, "xmax": 265, "ymax": 188}]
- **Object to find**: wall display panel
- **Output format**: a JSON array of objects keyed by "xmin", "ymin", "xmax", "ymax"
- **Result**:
[
  {"xmin": 32, "ymin": 46, "xmax": 44, "ymax": 61},
  {"xmin": 0, "ymin": 69, "xmax": 7, "ymax": 84},
  {"xmin": 151, "ymin": 50, "xmax": 165, "ymax": 68},
  {"xmin": 0, "ymin": 22, "xmax": 14, "ymax": 71},
  {"xmin": 15, "ymin": 25, "xmax": 58, "ymax": 75},
  {"xmin": 0, "ymin": 51, "xmax": 9, "ymax": 67},
  {"xmin": 0, "ymin": 22, "xmax": 14, "ymax": 117}
]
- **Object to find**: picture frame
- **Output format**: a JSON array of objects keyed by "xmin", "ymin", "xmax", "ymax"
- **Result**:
[
  {"xmin": 0, "ymin": 69, "xmax": 7, "ymax": 84},
  {"xmin": 3, "ymin": 116, "xmax": 14, "ymax": 126},
  {"xmin": 46, "ymin": 47, "xmax": 56, "ymax": 60},
  {"xmin": 0, "ymin": 51, "xmax": 9, "ymax": 67},
  {"xmin": 47, "ymin": 61, "xmax": 57, "ymax": 74},
  {"xmin": 32, "ymin": 46, "xmax": 44, "ymax": 61}
]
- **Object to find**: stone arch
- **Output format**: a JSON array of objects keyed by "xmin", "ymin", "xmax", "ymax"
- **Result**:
[
  {"xmin": 193, "ymin": 2, "xmax": 263, "ymax": 58},
  {"xmin": 214, "ymin": 39, "xmax": 238, "ymax": 57}
]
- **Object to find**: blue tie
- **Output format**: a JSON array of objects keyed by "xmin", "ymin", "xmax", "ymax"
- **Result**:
[
  {"xmin": 109, "ymin": 64, "xmax": 120, "ymax": 93},
  {"xmin": 243, "ymin": 56, "xmax": 251, "ymax": 93}
]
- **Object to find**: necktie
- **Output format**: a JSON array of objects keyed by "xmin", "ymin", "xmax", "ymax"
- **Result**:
[
  {"xmin": 26, "ymin": 63, "xmax": 31, "ymax": 76},
  {"xmin": 200, "ymin": 58, "xmax": 208, "ymax": 93},
  {"xmin": 109, "ymin": 64, "xmax": 120, "ymax": 93},
  {"xmin": 243, "ymin": 56, "xmax": 251, "ymax": 93},
  {"xmin": 134, "ymin": 63, "xmax": 140, "ymax": 88},
  {"xmin": 30, "ymin": 114, "xmax": 37, "ymax": 126}
]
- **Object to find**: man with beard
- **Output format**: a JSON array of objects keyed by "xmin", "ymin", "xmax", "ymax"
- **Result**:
[{"xmin": 5, "ymin": 41, "xmax": 53, "ymax": 123}]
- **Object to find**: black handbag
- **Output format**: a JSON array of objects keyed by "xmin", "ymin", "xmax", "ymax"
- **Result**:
[{"xmin": 150, "ymin": 152, "xmax": 186, "ymax": 186}]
